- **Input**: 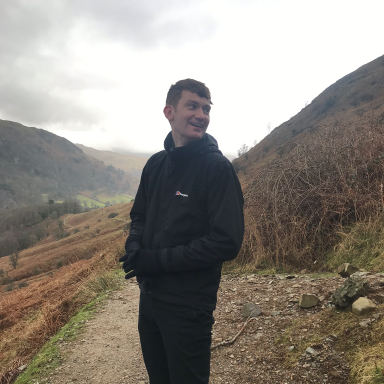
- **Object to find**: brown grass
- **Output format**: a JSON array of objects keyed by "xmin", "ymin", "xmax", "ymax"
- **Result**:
[
  {"xmin": 0, "ymin": 204, "xmax": 131, "ymax": 381},
  {"xmin": 0, "ymin": 203, "xmax": 132, "ymax": 288},
  {"xmin": 0, "ymin": 235, "xmax": 125, "ymax": 381},
  {"xmin": 239, "ymin": 111, "xmax": 384, "ymax": 271}
]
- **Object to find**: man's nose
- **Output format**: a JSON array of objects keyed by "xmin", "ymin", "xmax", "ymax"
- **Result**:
[{"xmin": 195, "ymin": 108, "xmax": 205, "ymax": 120}]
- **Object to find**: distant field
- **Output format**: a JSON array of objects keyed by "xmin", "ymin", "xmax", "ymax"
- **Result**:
[
  {"xmin": 40, "ymin": 192, "xmax": 134, "ymax": 208},
  {"xmin": 97, "ymin": 193, "xmax": 134, "ymax": 204},
  {"xmin": 77, "ymin": 191, "xmax": 134, "ymax": 207},
  {"xmin": 76, "ymin": 194, "xmax": 105, "ymax": 208}
]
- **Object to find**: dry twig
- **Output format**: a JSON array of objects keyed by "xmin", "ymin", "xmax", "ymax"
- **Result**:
[{"xmin": 211, "ymin": 316, "xmax": 253, "ymax": 350}]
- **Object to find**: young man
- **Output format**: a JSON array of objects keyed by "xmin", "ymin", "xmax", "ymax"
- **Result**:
[{"xmin": 120, "ymin": 79, "xmax": 244, "ymax": 384}]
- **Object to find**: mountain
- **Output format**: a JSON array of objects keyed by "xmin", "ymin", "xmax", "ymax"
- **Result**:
[
  {"xmin": 233, "ymin": 54, "xmax": 384, "ymax": 270},
  {"xmin": 234, "ymin": 54, "xmax": 384, "ymax": 187},
  {"xmin": 0, "ymin": 120, "xmax": 135, "ymax": 208},
  {"xmin": 76, "ymin": 144, "xmax": 148, "ymax": 179}
]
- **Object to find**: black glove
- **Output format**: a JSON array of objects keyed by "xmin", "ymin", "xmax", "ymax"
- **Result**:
[
  {"xmin": 124, "ymin": 249, "xmax": 165, "ymax": 280},
  {"xmin": 119, "ymin": 238, "xmax": 142, "ymax": 263}
]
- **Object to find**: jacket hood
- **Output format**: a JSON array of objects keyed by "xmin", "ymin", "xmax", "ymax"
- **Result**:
[{"xmin": 164, "ymin": 132, "xmax": 221, "ymax": 161}]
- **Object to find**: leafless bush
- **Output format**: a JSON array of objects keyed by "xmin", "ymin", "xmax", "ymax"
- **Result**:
[{"xmin": 241, "ymin": 113, "xmax": 384, "ymax": 270}]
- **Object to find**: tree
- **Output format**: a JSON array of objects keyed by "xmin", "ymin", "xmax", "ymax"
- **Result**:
[
  {"xmin": 9, "ymin": 251, "xmax": 19, "ymax": 269},
  {"xmin": 237, "ymin": 144, "xmax": 249, "ymax": 157}
]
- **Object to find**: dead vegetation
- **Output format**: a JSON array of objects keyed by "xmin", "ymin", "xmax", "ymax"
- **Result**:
[
  {"xmin": 0, "ymin": 204, "xmax": 131, "ymax": 383},
  {"xmin": 0, "ymin": 234, "xmax": 125, "ymax": 383},
  {"xmin": 239, "ymin": 111, "xmax": 384, "ymax": 271}
]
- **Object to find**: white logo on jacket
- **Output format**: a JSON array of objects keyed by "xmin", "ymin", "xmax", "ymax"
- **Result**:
[{"xmin": 175, "ymin": 191, "xmax": 188, "ymax": 197}]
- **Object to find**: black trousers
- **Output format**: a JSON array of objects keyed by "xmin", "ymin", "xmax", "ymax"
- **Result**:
[{"xmin": 138, "ymin": 292, "xmax": 214, "ymax": 384}]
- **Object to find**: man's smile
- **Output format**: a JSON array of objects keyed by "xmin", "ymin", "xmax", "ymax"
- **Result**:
[{"xmin": 190, "ymin": 122, "xmax": 203, "ymax": 128}]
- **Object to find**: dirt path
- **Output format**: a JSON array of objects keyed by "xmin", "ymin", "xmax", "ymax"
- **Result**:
[
  {"xmin": 62, "ymin": 214, "xmax": 74, "ymax": 230},
  {"xmin": 49, "ymin": 280, "xmax": 148, "ymax": 384},
  {"xmin": 44, "ymin": 274, "xmax": 353, "ymax": 384}
]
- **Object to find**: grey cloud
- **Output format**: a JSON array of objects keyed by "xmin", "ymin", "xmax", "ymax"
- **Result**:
[
  {"xmin": 0, "ymin": 0, "xmax": 217, "ymax": 127},
  {"xmin": 74, "ymin": 0, "xmax": 217, "ymax": 48},
  {"xmin": 0, "ymin": 82, "xmax": 101, "ymax": 127}
]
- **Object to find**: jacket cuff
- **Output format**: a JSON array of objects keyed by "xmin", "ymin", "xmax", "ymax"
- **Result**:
[{"xmin": 160, "ymin": 248, "xmax": 173, "ymax": 272}]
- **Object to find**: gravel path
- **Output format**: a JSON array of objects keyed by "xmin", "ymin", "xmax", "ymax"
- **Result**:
[{"xmin": 44, "ymin": 274, "xmax": 353, "ymax": 384}]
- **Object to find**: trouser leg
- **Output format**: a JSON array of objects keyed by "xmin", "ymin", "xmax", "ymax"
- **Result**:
[
  {"xmin": 159, "ymin": 308, "xmax": 213, "ymax": 384},
  {"xmin": 138, "ymin": 295, "xmax": 172, "ymax": 384},
  {"xmin": 138, "ymin": 293, "xmax": 214, "ymax": 384}
]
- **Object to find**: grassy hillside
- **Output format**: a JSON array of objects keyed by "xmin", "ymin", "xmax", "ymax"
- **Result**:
[
  {"xmin": 76, "ymin": 144, "xmax": 148, "ymax": 191},
  {"xmin": 234, "ymin": 54, "xmax": 384, "ymax": 187},
  {"xmin": 233, "ymin": 54, "xmax": 384, "ymax": 272},
  {"xmin": 75, "ymin": 192, "xmax": 134, "ymax": 208},
  {"xmin": 0, "ymin": 120, "xmax": 134, "ymax": 209},
  {"xmin": 0, "ymin": 202, "xmax": 132, "ymax": 381}
]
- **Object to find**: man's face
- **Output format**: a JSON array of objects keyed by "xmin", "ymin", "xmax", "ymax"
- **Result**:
[{"xmin": 164, "ymin": 90, "xmax": 211, "ymax": 147}]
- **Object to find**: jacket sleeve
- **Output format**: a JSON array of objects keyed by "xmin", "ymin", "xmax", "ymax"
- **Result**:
[
  {"xmin": 126, "ymin": 161, "xmax": 149, "ymax": 249},
  {"xmin": 160, "ymin": 161, "xmax": 244, "ymax": 272}
]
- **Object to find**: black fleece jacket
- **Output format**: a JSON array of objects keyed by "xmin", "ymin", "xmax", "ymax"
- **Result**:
[{"xmin": 128, "ymin": 132, "xmax": 244, "ymax": 310}]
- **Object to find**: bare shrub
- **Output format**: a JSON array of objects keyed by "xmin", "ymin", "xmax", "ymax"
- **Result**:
[
  {"xmin": 9, "ymin": 252, "xmax": 19, "ymax": 269},
  {"xmin": 18, "ymin": 281, "xmax": 28, "ymax": 289},
  {"xmin": 241, "ymin": 114, "xmax": 384, "ymax": 270}
]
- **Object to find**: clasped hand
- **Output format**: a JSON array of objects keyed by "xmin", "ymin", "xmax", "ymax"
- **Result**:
[{"xmin": 119, "ymin": 248, "xmax": 163, "ymax": 279}]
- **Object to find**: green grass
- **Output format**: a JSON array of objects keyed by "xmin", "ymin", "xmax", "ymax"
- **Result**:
[
  {"xmin": 97, "ymin": 194, "xmax": 134, "ymax": 204},
  {"xmin": 327, "ymin": 218, "xmax": 384, "ymax": 272},
  {"xmin": 75, "ymin": 195, "xmax": 105, "ymax": 208},
  {"xmin": 14, "ymin": 296, "xmax": 105, "ymax": 384},
  {"xmin": 75, "ymin": 193, "xmax": 134, "ymax": 208}
]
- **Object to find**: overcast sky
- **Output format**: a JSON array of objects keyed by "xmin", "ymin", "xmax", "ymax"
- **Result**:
[{"xmin": 0, "ymin": 0, "xmax": 383, "ymax": 156}]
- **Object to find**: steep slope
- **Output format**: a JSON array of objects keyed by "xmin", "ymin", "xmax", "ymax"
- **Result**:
[
  {"xmin": 235, "ymin": 54, "xmax": 384, "ymax": 186},
  {"xmin": 233, "ymin": 54, "xmax": 384, "ymax": 270},
  {"xmin": 0, "ymin": 120, "xmax": 134, "ymax": 208},
  {"xmin": 76, "ymin": 144, "xmax": 148, "ymax": 179}
]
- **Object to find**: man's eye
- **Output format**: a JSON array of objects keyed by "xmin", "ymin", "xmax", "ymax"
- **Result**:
[{"xmin": 189, "ymin": 105, "xmax": 196, "ymax": 109}]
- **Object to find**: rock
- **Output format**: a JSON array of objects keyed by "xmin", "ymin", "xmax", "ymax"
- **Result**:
[
  {"xmin": 305, "ymin": 347, "xmax": 318, "ymax": 355},
  {"xmin": 352, "ymin": 297, "xmax": 376, "ymax": 315},
  {"xmin": 337, "ymin": 263, "xmax": 359, "ymax": 278},
  {"xmin": 292, "ymin": 284, "xmax": 301, "ymax": 288},
  {"xmin": 299, "ymin": 294, "xmax": 319, "ymax": 308},
  {"xmin": 241, "ymin": 303, "xmax": 262, "ymax": 318},
  {"xmin": 359, "ymin": 320, "xmax": 371, "ymax": 327},
  {"xmin": 18, "ymin": 364, "xmax": 27, "ymax": 372},
  {"xmin": 285, "ymin": 275, "xmax": 295, "ymax": 279},
  {"xmin": 331, "ymin": 276, "xmax": 368, "ymax": 308},
  {"xmin": 300, "ymin": 269, "xmax": 307, "ymax": 274},
  {"xmin": 271, "ymin": 311, "xmax": 281, "ymax": 316},
  {"xmin": 351, "ymin": 271, "xmax": 370, "ymax": 278},
  {"xmin": 287, "ymin": 346, "xmax": 295, "ymax": 352}
]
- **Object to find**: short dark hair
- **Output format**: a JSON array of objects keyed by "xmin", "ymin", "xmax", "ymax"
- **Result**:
[{"xmin": 166, "ymin": 79, "xmax": 212, "ymax": 108}]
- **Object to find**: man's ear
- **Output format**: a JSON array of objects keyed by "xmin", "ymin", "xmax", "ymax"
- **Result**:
[{"xmin": 163, "ymin": 105, "xmax": 174, "ymax": 122}]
